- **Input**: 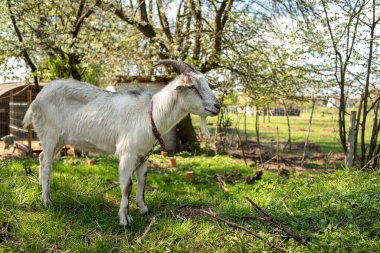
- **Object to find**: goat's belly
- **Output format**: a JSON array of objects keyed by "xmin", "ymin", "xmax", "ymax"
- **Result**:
[{"xmin": 66, "ymin": 139, "xmax": 115, "ymax": 154}]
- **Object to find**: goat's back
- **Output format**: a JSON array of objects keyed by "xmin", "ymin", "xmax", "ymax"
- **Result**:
[{"xmin": 26, "ymin": 79, "xmax": 152, "ymax": 154}]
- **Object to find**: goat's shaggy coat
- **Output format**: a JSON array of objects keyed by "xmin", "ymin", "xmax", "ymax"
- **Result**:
[{"xmin": 23, "ymin": 62, "xmax": 220, "ymax": 225}]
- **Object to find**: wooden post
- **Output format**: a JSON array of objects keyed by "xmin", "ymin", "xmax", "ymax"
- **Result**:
[
  {"xmin": 276, "ymin": 126, "xmax": 280, "ymax": 171},
  {"xmin": 301, "ymin": 100, "xmax": 316, "ymax": 168},
  {"xmin": 346, "ymin": 111, "xmax": 356, "ymax": 167},
  {"xmin": 244, "ymin": 105, "xmax": 247, "ymax": 142},
  {"xmin": 27, "ymin": 89, "xmax": 33, "ymax": 156},
  {"xmin": 281, "ymin": 100, "xmax": 292, "ymax": 151},
  {"xmin": 9, "ymin": 92, "xmax": 14, "ymax": 135},
  {"xmin": 263, "ymin": 107, "xmax": 265, "ymax": 123}
]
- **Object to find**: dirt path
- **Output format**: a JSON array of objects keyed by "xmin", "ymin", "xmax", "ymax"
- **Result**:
[
  {"xmin": 228, "ymin": 140, "xmax": 344, "ymax": 172},
  {"xmin": 0, "ymin": 140, "xmax": 41, "ymax": 160}
]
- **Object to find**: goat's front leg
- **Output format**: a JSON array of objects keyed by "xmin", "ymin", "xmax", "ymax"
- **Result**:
[
  {"xmin": 118, "ymin": 154, "xmax": 135, "ymax": 226},
  {"xmin": 136, "ymin": 160, "xmax": 149, "ymax": 215},
  {"xmin": 38, "ymin": 151, "xmax": 44, "ymax": 185}
]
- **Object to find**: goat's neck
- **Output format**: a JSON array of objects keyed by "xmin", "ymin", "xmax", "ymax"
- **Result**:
[{"xmin": 151, "ymin": 87, "xmax": 187, "ymax": 136}]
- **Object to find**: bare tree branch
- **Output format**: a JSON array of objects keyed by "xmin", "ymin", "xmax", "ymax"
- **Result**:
[{"xmin": 156, "ymin": 0, "xmax": 173, "ymax": 42}]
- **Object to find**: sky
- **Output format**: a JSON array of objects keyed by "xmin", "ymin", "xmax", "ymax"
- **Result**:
[{"xmin": 0, "ymin": 58, "xmax": 28, "ymax": 83}]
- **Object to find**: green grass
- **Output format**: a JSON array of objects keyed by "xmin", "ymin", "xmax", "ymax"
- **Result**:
[
  {"xmin": 192, "ymin": 106, "xmax": 378, "ymax": 155},
  {"xmin": 1, "ymin": 155, "xmax": 379, "ymax": 252}
]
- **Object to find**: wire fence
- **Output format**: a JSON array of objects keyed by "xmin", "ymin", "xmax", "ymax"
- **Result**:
[
  {"xmin": 9, "ymin": 101, "xmax": 37, "ymax": 139},
  {"xmin": 0, "ymin": 98, "xmax": 9, "ymax": 137},
  {"xmin": 0, "ymin": 87, "xmax": 38, "ymax": 154}
]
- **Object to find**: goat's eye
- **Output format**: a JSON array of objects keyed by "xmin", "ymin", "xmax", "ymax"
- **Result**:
[{"xmin": 188, "ymin": 86, "xmax": 197, "ymax": 90}]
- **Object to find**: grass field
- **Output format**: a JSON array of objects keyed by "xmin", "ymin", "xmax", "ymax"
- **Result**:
[
  {"xmin": 1, "ymin": 155, "xmax": 379, "ymax": 252},
  {"xmin": 1, "ymin": 106, "xmax": 379, "ymax": 252},
  {"xmin": 193, "ymin": 106, "xmax": 378, "ymax": 155}
]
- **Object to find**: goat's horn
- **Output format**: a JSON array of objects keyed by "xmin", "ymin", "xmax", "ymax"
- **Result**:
[{"xmin": 154, "ymin": 59, "xmax": 196, "ymax": 74}]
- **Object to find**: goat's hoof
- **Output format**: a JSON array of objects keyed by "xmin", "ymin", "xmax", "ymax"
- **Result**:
[
  {"xmin": 138, "ymin": 205, "xmax": 149, "ymax": 216},
  {"xmin": 119, "ymin": 214, "xmax": 133, "ymax": 226},
  {"xmin": 42, "ymin": 197, "xmax": 51, "ymax": 208}
]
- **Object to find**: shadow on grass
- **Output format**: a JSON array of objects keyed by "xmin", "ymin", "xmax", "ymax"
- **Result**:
[
  {"xmin": 256, "ymin": 188, "xmax": 380, "ymax": 251},
  {"xmin": 0, "ymin": 157, "xmax": 159, "ymax": 251}
]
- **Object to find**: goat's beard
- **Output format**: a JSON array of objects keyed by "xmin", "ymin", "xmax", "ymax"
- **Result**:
[{"xmin": 200, "ymin": 116, "xmax": 210, "ymax": 139}]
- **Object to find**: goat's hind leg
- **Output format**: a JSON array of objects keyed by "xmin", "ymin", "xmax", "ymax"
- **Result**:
[
  {"xmin": 40, "ymin": 137, "xmax": 62, "ymax": 207},
  {"xmin": 136, "ymin": 160, "xmax": 149, "ymax": 215},
  {"xmin": 118, "ymin": 154, "xmax": 135, "ymax": 226}
]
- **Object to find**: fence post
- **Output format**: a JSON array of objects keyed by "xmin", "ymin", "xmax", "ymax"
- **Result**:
[
  {"xmin": 9, "ymin": 92, "xmax": 14, "ymax": 135},
  {"xmin": 346, "ymin": 111, "xmax": 356, "ymax": 167},
  {"xmin": 27, "ymin": 89, "xmax": 33, "ymax": 156}
]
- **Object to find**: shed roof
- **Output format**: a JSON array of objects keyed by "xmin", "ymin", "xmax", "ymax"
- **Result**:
[
  {"xmin": 0, "ymin": 82, "xmax": 46, "ymax": 97},
  {"xmin": 0, "ymin": 82, "xmax": 25, "ymax": 97}
]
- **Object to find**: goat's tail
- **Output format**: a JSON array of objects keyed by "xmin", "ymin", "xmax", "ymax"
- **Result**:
[{"xmin": 23, "ymin": 106, "xmax": 34, "ymax": 129}]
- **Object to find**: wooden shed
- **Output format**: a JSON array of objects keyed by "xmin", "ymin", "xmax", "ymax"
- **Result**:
[{"xmin": 0, "ymin": 82, "xmax": 40, "ymax": 138}]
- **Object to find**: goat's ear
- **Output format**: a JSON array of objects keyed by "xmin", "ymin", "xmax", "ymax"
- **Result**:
[
  {"xmin": 175, "ymin": 74, "xmax": 194, "ymax": 91},
  {"xmin": 175, "ymin": 84, "xmax": 186, "ymax": 91},
  {"xmin": 182, "ymin": 74, "xmax": 195, "ymax": 86}
]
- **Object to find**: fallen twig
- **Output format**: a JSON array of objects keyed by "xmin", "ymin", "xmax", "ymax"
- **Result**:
[
  {"xmin": 216, "ymin": 174, "xmax": 229, "ymax": 192},
  {"xmin": 175, "ymin": 203, "xmax": 205, "ymax": 210},
  {"xmin": 137, "ymin": 216, "xmax": 156, "ymax": 243},
  {"xmin": 359, "ymin": 153, "xmax": 380, "ymax": 171},
  {"xmin": 200, "ymin": 209, "xmax": 287, "ymax": 253},
  {"xmin": 263, "ymin": 156, "xmax": 276, "ymax": 164},
  {"xmin": 245, "ymin": 197, "xmax": 308, "ymax": 245}
]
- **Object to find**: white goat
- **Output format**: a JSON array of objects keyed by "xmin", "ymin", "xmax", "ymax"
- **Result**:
[{"xmin": 23, "ymin": 60, "xmax": 220, "ymax": 225}]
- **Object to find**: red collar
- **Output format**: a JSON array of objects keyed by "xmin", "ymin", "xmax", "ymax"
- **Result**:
[{"xmin": 150, "ymin": 103, "xmax": 167, "ymax": 153}]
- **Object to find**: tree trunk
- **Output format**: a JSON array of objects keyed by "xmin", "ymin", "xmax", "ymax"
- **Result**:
[
  {"xmin": 373, "ymin": 143, "xmax": 380, "ymax": 168},
  {"xmin": 244, "ymin": 105, "xmax": 247, "ymax": 142},
  {"xmin": 338, "ymin": 88, "xmax": 348, "ymax": 154},
  {"xmin": 346, "ymin": 111, "xmax": 357, "ymax": 167},
  {"xmin": 367, "ymin": 100, "xmax": 380, "ymax": 167},
  {"xmin": 177, "ymin": 114, "xmax": 199, "ymax": 150},
  {"xmin": 68, "ymin": 53, "xmax": 82, "ymax": 80},
  {"xmin": 361, "ymin": 3, "xmax": 377, "ymax": 169},
  {"xmin": 263, "ymin": 107, "xmax": 265, "ymax": 123},
  {"xmin": 255, "ymin": 109, "xmax": 263, "ymax": 163},
  {"xmin": 353, "ymin": 96, "xmax": 363, "ymax": 165}
]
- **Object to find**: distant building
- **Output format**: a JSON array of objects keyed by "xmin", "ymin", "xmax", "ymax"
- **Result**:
[
  {"xmin": 236, "ymin": 106, "xmax": 255, "ymax": 115},
  {"xmin": 327, "ymin": 96, "xmax": 357, "ymax": 108}
]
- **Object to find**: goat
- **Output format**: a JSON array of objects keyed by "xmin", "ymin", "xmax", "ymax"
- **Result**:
[{"xmin": 23, "ymin": 60, "xmax": 220, "ymax": 225}]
